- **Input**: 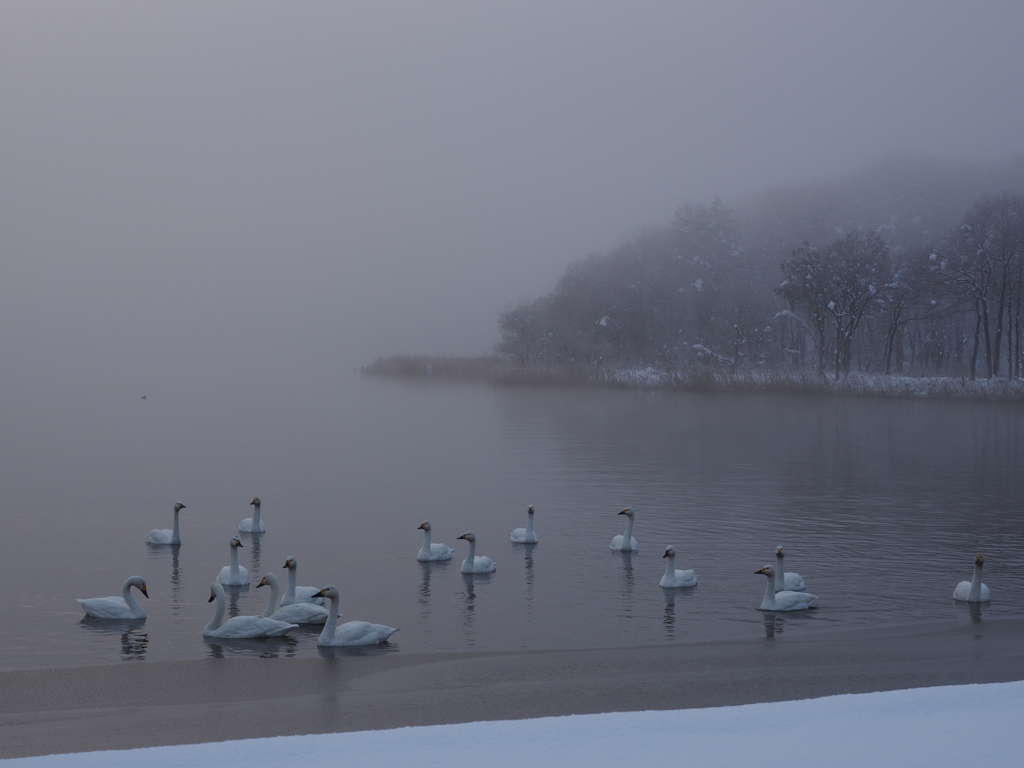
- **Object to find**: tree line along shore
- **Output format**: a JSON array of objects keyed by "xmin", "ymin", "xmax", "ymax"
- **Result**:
[{"xmin": 367, "ymin": 156, "xmax": 1024, "ymax": 401}]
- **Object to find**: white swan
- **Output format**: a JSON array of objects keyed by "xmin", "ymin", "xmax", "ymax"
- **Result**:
[
  {"xmin": 281, "ymin": 556, "xmax": 326, "ymax": 605},
  {"xmin": 257, "ymin": 573, "xmax": 329, "ymax": 624},
  {"xmin": 457, "ymin": 532, "xmax": 496, "ymax": 574},
  {"xmin": 313, "ymin": 585, "xmax": 398, "ymax": 646},
  {"xmin": 660, "ymin": 546, "xmax": 698, "ymax": 588},
  {"xmin": 953, "ymin": 552, "xmax": 991, "ymax": 602},
  {"xmin": 146, "ymin": 502, "xmax": 186, "ymax": 545},
  {"xmin": 203, "ymin": 582, "xmax": 297, "ymax": 638},
  {"xmin": 217, "ymin": 537, "xmax": 249, "ymax": 586},
  {"xmin": 610, "ymin": 507, "xmax": 639, "ymax": 551},
  {"xmin": 774, "ymin": 546, "xmax": 806, "ymax": 592},
  {"xmin": 76, "ymin": 576, "xmax": 149, "ymax": 619},
  {"xmin": 510, "ymin": 505, "xmax": 538, "ymax": 544},
  {"xmin": 417, "ymin": 522, "xmax": 455, "ymax": 561},
  {"xmin": 238, "ymin": 496, "xmax": 266, "ymax": 533},
  {"xmin": 756, "ymin": 564, "xmax": 818, "ymax": 611}
]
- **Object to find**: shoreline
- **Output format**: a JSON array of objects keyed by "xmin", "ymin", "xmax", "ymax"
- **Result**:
[{"xmin": 4, "ymin": 617, "xmax": 1024, "ymax": 759}]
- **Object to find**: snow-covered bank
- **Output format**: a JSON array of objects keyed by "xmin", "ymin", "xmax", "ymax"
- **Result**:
[{"xmin": 8, "ymin": 680, "xmax": 1023, "ymax": 767}]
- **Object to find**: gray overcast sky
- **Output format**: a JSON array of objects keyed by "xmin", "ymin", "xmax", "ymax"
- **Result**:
[{"xmin": 1, "ymin": 1, "xmax": 1023, "ymax": 392}]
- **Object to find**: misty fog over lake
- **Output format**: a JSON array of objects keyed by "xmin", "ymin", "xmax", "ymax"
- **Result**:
[{"xmin": 2, "ymin": 2, "xmax": 1024, "ymax": 668}]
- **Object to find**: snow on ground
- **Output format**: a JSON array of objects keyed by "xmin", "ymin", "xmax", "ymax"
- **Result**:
[{"xmin": 7, "ymin": 681, "xmax": 1023, "ymax": 767}]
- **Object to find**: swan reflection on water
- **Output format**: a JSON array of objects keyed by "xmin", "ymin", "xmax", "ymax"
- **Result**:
[
  {"xmin": 418, "ymin": 560, "xmax": 450, "ymax": 632},
  {"xmin": 241, "ymin": 531, "xmax": 264, "ymax": 577},
  {"xmin": 663, "ymin": 590, "xmax": 676, "ymax": 637},
  {"xmin": 616, "ymin": 551, "xmax": 635, "ymax": 617},
  {"xmin": 147, "ymin": 544, "xmax": 184, "ymax": 609},
  {"xmin": 763, "ymin": 612, "xmax": 783, "ymax": 638},
  {"xmin": 226, "ymin": 585, "xmax": 248, "ymax": 618},
  {"xmin": 461, "ymin": 572, "xmax": 493, "ymax": 643},
  {"xmin": 205, "ymin": 635, "xmax": 298, "ymax": 659},
  {"xmin": 522, "ymin": 544, "xmax": 535, "ymax": 606},
  {"xmin": 79, "ymin": 618, "xmax": 149, "ymax": 661},
  {"xmin": 317, "ymin": 643, "xmax": 400, "ymax": 659}
]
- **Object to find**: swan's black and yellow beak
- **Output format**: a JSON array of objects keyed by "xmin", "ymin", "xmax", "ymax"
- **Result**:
[
  {"xmin": 141, "ymin": 585, "xmax": 149, "ymax": 598},
  {"xmin": 457, "ymin": 534, "xmax": 468, "ymax": 540},
  {"xmin": 256, "ymin": 578, "xmax": 267, "ymax": 589},
  {"xmin": 756, "ymin": 567, "xmax": 768, "ymax": 574},
  {"xmin": 208, "ymin": 593, "xmax": 216, "ymax": 603},
  {"xmin": 283, "ymin": 561, "xmax": 290, "ymax": 568},
  {"xmin": 618, "ymin": 509, "xmax": 628, "ymax": 515},
  {"xmin": 663, "ymin": 550, "xmax": 671, "ymax": 558},
  {"xmin": 236, "ymin": 541, "xmax": 244, "ymax": 548},
  {"xmin": 418, "ymin": 523, "xmax": 427, "ymax": 530},
  {"xmin": 313, "ymin": 588, "xmax": 327, "ymax": 598}
]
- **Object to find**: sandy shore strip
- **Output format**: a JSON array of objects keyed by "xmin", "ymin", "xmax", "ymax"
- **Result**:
[{"xmin": 3, "ymin": 617, "xmax": 1024, "ymax": 759}]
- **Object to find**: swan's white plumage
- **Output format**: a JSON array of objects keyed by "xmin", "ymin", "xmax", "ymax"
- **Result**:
[
  {"xmin": 775, "ymin": 546, "xmax": 806, "ymax": 592},
  {"xmin": 660, "ymin": 546, "xmax": 698, "ymax": 588},
  {"xmin": 610, "ymin": 507, "xmax": 638, "ymax": 551},
  {"xmin": 510, "ymin": 505, "xmax": 539, "ymax": 544},
  {"xmin": 416, "ymin": 522, "xmax": 455, "ymax": 562},
  {"xmin": 204, "ymin": 582, "xmax": 297, "ymax": 638},
  {"xmin": 953, "ymin": 553, "xmax": 991, "ymax": 602},
  {"xmin": 281, "ymin": 556, "xmax": 325, "ymax": 605},
  {"xmin": 146, "ymin": 502, "xmax": 186, "ymax": 545},
  {"xmin": 457, "ymin": 532, "xmax": 496, "ymax": 574},
  {"xmin": 217, "ymin": 537, "xmax": 249, "ymax": 586},
  {"xmin": 315, "ymin": 585, "xmax": 398, "ymax": 646},
  {"xmin": 257, "ymin": 573, "xmax": 328, "ymax": 625},
  {"xmin": 756, "ymin": 564, "xmax": 818, "ymax": 611},
  {"xmin": 76, "ymin": 576, "xmax": 149, "ymax": 619},
  {"xmin": 238, "ymin": 496, "xmax": 266, "ymax": 533}
]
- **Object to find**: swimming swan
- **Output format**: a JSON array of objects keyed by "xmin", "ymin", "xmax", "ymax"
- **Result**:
[
  {"xmin": 282, "ymin": 556, "xmax": 326, "ymax": 605},
  {"xmin": 756, "ymin": 564, "xmax": 818, "ymax": 611},
  {"xmin": 417, "ymin": 522, "xmax": 455, "ymax": 561},
  {"xmin": 953, "ymin": 552, "xmax": 991, "ymax": 602},
  {"xmin": 457, "ymin": 532, "xmax": 496, "ymax": 574},
  {"xmin": 238, "ymin": 496, "xmax": 266, "ymax": 533},
  {"xmin": 660, "ymin": 546, "xmax": 698, "ymax": 588},
  {"xmin": 76, "ymin": 576, "xmax": 149, "ymax": 619},
  {"xmin": 257, "ymin": 573, "xmax": 329, "ymax": 624},
  {"xmin": 510, "ymin": 505, "xmax": 538, "ymax": 544},
  {"xmin": 146, "ymin": 503, "xmax": 186, "ymax": 545},
  {"xmin": 610, "ymin": 507, "xmax": 639, "ymax": 551},
  {"xmin": 774, "ymin": 546, "xmax": 806, "ymax": 592},
  {"xmin": 203, "ymin": 582, "xmax": 297, "ymax": 638},
  {"xmin": 217, "ymin": 537, "xmax": 249, "ymax": 586},
  {"xmin": 313, "ymin": 585, "xmax": 398, "ymax": 646}
]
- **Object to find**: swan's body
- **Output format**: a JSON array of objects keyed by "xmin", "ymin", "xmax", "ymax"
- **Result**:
[
  {"xmin": 774, "ymin": 546, "xmax": 806, "ymax": 592},
  {"xmin": 510, "ymin": 505, "xmax": 538, "ymax": 544},
  {"xmin": 416, "ymin": 522, "xmax": 455, "ymax": 562},
  {"xmin": 281, "ymin": 556, "xmax": 325, "ymax": 605},
  {"xmin": 756, "ymin": 565, "xmax": 818, "ymax": 611},
  {"xmin": 257, "ymin": 573, "xmax": 328, "ymax": 624},
  {"xmin": 76, "ymin": 576, "xmax": 149, "ymax": 619},
  {"xmin": 217, "ymin": 537, "xmax": 249, "ymax": 586},
  {"xmin": 610, "ymin": 507, "xmax": 639, "ymax": 551},
  {"xmin": 457, "ymin": 532, "xmax": 496, "ymax": 574},
  {"xmin": 953, "ymin": 553, "xmax": 991, "ymax": 602},
  {"xmin": 204, "ymin": 582, "xmax": 297, "ymax": 638},
  {"xmin": 314, "ymin": 585, "xmax": 398, "ymax": 646},
  {"xmin": 238, "ymin": 496, "xmax": 266, "ymax": 533},
  {"xmin": 660, "ymin": 546, "xmax": 698, "ymax": 588},
  {"xmin": 146, "ymin": 502, "xmax": 186, "ymax": 545}
]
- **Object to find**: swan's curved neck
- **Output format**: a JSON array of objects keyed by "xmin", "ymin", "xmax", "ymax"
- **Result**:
[
  {"xmin": 251, "ymin": 505, "xmax": 261, "ymax": 528},
  {"xmin": 230, "ymin": 545, "xmax": 240, "ymax": 577},
  {"xmin": 319, "ymin": 593, "xmax": 340, "ymax": 643},
  {"xmin": 970, "ymin": 562, "xmax": 984, "ymax": 601},
  {"xmin": 622, "ymin": 516, "xmax": 634, "ymax": 542},
  {"xmin": 171, "ymin": 508, "xmax": 181, "ymax": 545},
  {"xmin": 525, "ymin": 514, "xmax": 535, "ymax": 536},
  {"xmin": 465, "ymin": 539, "xmax": 477, "ymax": 564},
  {"xmin": 664, "ymin": 554, "xmax": 676, "ymax": 578},
  {"xmin": 205, "ymin": 591, "xmax": 226, "ymax": 633},
  {"xmin": 121, "ymin": 581, "xmax": 143, "ymax": 613},
  {"xmin": 262, "ymin": 576, "xmax": 282, "ymax": 617},
  {"xmin": 775, "ymin": 553, "xmax": 785, "ymax": 591},
  {"xmin": 420, "ymin": 528, "xmax": 432, "ymax": 554},
  {"xmin": 761, "ymin": 575, "xmax": 776, "ymax": 610},
  {"xmin": 286, "ymin": 568, "xmax": 297, "ymax": 602}
]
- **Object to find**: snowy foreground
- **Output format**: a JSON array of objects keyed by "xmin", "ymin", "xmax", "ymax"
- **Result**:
[{"xmin": 7, "ymin": 681, "xmax": 1024, "ymax": 767}]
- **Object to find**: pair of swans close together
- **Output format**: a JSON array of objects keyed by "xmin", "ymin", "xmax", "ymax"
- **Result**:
[{"xmin": 417, "ymin": 505, "xmax": 539, "ymax": 569}]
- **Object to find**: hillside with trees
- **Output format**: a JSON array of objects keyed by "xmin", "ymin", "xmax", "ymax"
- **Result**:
[{"xmin": 495, "ymin": 156, "xmax": 1024, "ymax": 384}]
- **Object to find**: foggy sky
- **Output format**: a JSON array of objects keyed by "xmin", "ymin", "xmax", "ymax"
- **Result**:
[{"xmin": 2, "ymin": 1, "xmax": 1023, "ymax": 396}]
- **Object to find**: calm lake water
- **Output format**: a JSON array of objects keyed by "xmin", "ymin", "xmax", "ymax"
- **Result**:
[{"xmin": 2, "ymin": 374, "xmax": 1023, "ymax": 668}]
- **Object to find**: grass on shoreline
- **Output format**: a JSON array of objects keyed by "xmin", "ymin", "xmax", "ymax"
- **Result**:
[{"xmin": 361, "ymin": 355, "xmax": 1024, "ymax": 402}]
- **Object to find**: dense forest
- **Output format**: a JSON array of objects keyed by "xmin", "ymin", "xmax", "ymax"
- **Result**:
[{"xmin": 496, "ymin": 156, "xmax": 1024, "ymax": 381}]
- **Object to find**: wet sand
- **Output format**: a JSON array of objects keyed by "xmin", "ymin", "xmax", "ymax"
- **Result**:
[{"xmin": 3, "ymin": 617, "xmax": 1024, "ymax": 759}]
